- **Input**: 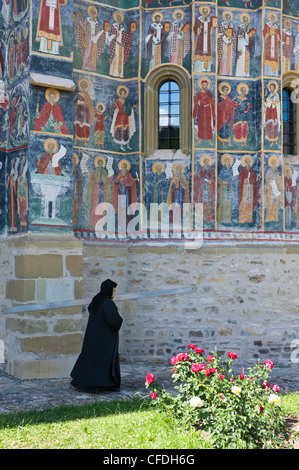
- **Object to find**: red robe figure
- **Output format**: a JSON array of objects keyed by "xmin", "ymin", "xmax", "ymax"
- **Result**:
[
  {"xmin": 238, "ymin": 157, "xmax": 258, "ymax": 224},
  {"xmin": 37, "ymin": 139, "xmax": 62, "ymax": 176},
  {"xmin": 193, "ymin": 156, "xmax": 215, "ymax": 223},
  {"xmin": 111, "ymin": 161, "xmax": 137, "ymax": 215},
  {"xmin": 193, "ymin": 79, "xmax": 215, "ymax": 143},
  {"xmin": 34, "ymin": 89, "xmax": 69, "ymax": 135},
  {"xmin": 217, "ymin": 84, "xmax": 235, "ymax": 146},
  {"xmin": 36, "ymin": 0, "xmax": 67, "ymax": 55}
]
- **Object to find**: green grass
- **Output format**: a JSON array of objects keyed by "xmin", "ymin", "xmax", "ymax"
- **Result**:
[{"xmin": 0, "ymin": 392, "xmax": 298, "ymax": 449}]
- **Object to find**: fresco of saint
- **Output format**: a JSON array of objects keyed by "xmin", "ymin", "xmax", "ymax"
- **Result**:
[
  {"xmin": 168, "ymin": 9, "xmax": 190, "ymax": 66},
  {"xmin": 108, "ymin": 11, "xmax": 134, "ymax": 78},
  {"xmin": 218, "ymin": 11, "xmax": 236, "ymax": 77},
  {"xmin": 217, "ymin": 153, "xmax": 235, "ymax": 223},
  {"xmin": 34, "ymin": 88, "xmax": 69, "ymax": 135},
  {"xmin": 232, "ymin": 83, "xmax": 251, "ymax": 147},
  {"xmin": 238, "ymin": 155, "xmax": 258, "ymax": 224},
  {"xmin": 265, "ymin": 154, "xmax": 282, "ymax": 223},
  {"xmin": 74, "ymin": 78, "xmax": 96, "ymax": 146},
  {"xmin": 193, "ymin": 77, "xmax": 215, "ymax": 145},
  {"xmin": 263, "ymin": 12, "xmax": 281, "ymax": 76},
  {"xmin": 37, "ymin": 138, "xmax": 62, "ymax": 176},
  {"xmin": 193, "ymin": 154, "xmax": 215, "ymax": 223},
  {"xmin": 77, "ymin": 6, "xmax": 106, "ymax": 72},
  {"xmin": 217, "ymin": 82, "xmax": 234, "ymax": 147},
  {"xmin": 146, "ymin": 11, "xmax": 169, "ymax": 71},
  {"xmin": 235, "ymin": 13, "xmax": 256, "ymax": 77},
  {"xmin": 36, "ymin": 0, "xmax": 67, "ymax": 55},
  {"xmin": 87, "ymin": 156, "xmax": 111, "ymax": 227},
  {"xmin": 284, "ymin": 165, "xmax": 295, "ymax": 229},
  {"xmin": 282, "ymin": 19, "xmax": 293, "ymax": 73},
  {"xmin": 264, "ymin": 81, "xmax": 280, "ymax": 148},
  {"xmin": 193, "ymin": 5, "xmax": 216, "ymax": 73},
  {"xmin": 111, "ymin": 159, "xmax": 138, "ymax": 216},
  {"xmin": 110, "ymin": 85, "xmax": 137, "ymax": 151}
]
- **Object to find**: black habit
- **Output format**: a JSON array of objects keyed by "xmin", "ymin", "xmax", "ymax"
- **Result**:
[{"xmin": 70, "ymin": 279, "xmax": 123, "ymax": 392}]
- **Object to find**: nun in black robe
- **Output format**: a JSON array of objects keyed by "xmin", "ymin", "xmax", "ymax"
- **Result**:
[{"xmin": 70, "ymin": 279, "xmax": 123, "ymax": 392}]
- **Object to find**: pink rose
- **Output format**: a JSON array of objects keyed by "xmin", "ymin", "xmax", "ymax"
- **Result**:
[
  {"xmin": 150, "ymin": 391, "xmax": 157, "ymax": 399},
  {"xmin": 239, "ymin": 373, "xmax": 244, "ymax": 380},
  {"xmin": 265, "ymin": 360, "xmax": 274, "ymax": 370},
  {"xmin": 207, "ymin": 355, "xmax": 215, "ymax": 363},
  {"xmin": 191, "ymin": 363, "xmax": 206, "ymax": 372},
  {"xmin": 194, "ymin": 347, "xmax": 204, "ymax": 355},
  {"xmin": 227, "ymin": 351, "xmax": 238, "ymax": 360},
  {"xmin": 170, "ymin": 357, "xmax": 177, "ymax": 365},
  {"xmin": 262, "ymin": 381, "xmax": 271, "ymax": 389},
  {"xmin": 219, "ymin": 374, "xmax": 224, "ymax": 380},
  {"xmin": 145, "ymin": 373, "xmax": 156, "ymax": 385},
  {"xmin": 176, "ymin": 352, "xmax": 189, "ymax": 362},
  {"xmin": 188, "ymin": 344, "xmax": 196, "ymax": 349},
  {"xmin": 273, "ymin": 384, "xmax": 280, "ymax": 393}
]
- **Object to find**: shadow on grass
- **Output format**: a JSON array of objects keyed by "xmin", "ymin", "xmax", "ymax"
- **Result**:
[{"xmin": 0, "ymin": 397, "xmax": 150, "ymax": 430}]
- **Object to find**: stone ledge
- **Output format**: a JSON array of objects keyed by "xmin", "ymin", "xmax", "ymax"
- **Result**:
[{"xmin": 13, "ymin": 356, "xmax": 78, "ymax": 379}]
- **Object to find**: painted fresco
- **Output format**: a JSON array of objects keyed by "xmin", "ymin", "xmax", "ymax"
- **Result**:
[
  {"xmin": 1, "ymin": 1, "xmax": 299, "ymax": 240},
  {"xmin": 73, "ymin": 3, "xmax": 140, "ymax": 79}
]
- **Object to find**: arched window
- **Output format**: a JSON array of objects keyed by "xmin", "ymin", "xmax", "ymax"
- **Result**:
[
  {"xmin": 158, "ymin": 80, "xmax": 180, "ymax": 150},
  {"xmin": 144, "ymin": 64, "xmax": 191, "ymax": 157},
  {"xmin": 283, "ymin": 87, "xmax": 297, "ymax": 155}
]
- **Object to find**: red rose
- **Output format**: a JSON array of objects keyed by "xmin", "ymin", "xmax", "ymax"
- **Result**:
[
  {"xmin": 239, "ymin": 373, "xmax": 244, "ymax": 380},
  {"xmin": 205, "ymin": 367, "xmax": 212, "ymax": 377},
  {"xmin": 170, "ymin": 357, "xmax": 177, "ymax": 365},
  {"xmin": 227, "ymin": 351, "xmax": 238, "ymax": 360},
  {"xmin": 145, "ymin": 373, "xmax": 156, "ymax": 385},
  {"xmin": 207, "ymin": 355, "xmax": 215, "ymax": 363},
  {"xmin": 262, "ymin": 381, "xmax": 271, "ymax": 389},
  {"xmin": 219, "ymin": 374, "xmax": 224, "ymax": 380},
  {"xmin": 265, "ymin": 360, "xmax": 274, "ymax": 370},
  {"xmin": 188, "ymin": 344, "xmax": 196, "ymax": 349},
  {"xmin": 273, "ymin": 384, "xmax": 280, "ymax": 393},
  {"xmin": 176, "ymin": 352, "xmax": 189, "ymax": 362},
  {"xmin": 150, "ymin": 391, "xmax": 157, "ymax": 399},
  {"xmin": 191, "ymin": 363, "xmax": 206, "ymax": 372},
  {"xmin": 194, "ymin": 347, "xmax": 204, "ymax": 355}
]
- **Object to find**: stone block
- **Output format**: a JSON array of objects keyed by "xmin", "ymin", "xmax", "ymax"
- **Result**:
[
  {"xmin": 15, "ymin": 255, "xmax": 41, "ymax": 279},
  {"xmin": 66, "ymin": 255, "xmax": 83, "ymax": 277},
  {"xmin": 6, "ymin": 318, "xmax": 48, "ymax": 334},
  {"xmin": 20, "ymin": 333, "xmax": 83, "ymax": 356},
  {"xmin": 6, "ymin": 280, "xmax": 35, "ymax": 302},
  {"xmin": 13, "ymin": 356, "xmax": 78, "ymax": 379},
  {"xmin": 40, "ymin": 255, "xmax": 63, "ymax": 278}
]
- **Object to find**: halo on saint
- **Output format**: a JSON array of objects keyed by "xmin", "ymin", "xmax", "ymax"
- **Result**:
[
  {"xmin": 87, "ymin": 5, "xmax": 98, "ymax": 17},
  {"xmin": 96, "ymin": 102, "xmax": 106, "ymax": 112},
  {"xmin": 118, "ymin": 159, "xmax": 131, "ymax": 170},
  {"xmin": 241, "ymin": 155, "xmax": 253, "ymax": 167},
  {"xmin": 240, "ymin": 12, "xmax": 250, "ymax": 23},
  {"xmin": 152, "ymin": 11, "xmax": 163, "ymax": 22},
  {"xmin": 221, "ymin": 153, "xmax": 234, "ymax": 166},
  {"xmin": 173, "ymin": 9, "xmax": 184, "ymax": 19},
  {"xmin": 173, "ymin": 162, "xmax": 185, "ymax": 172},
  {"xmin": 152, "ymin": 161, "xmax": 165, "ymax": 173},
  {"xmin": 222, "ymin": 10, "xmax": 233, "ymax": 21},
  {"xmin": 267, "ymin": 11, "xmax": 277, "ymax": 22},
  {"xmin": 267, "ymin": 80, "xmax": 279, "ymax": 93},
  {"xmin": 44, "ymin": 138, "xmax": 58, "ymax": 153},
  {"xmin": 237, "ymin": 82, "xmax": 249, "ymax": 95},
  {"xmin": 73, "ymin": 153, "xmax": 79, "ymax": 164},
  {"xmin": 284, "ymin": 18, "xmax": 292, "ymax": 28},
  {"xmin": 198, "ymin": 77, "xmax": 211, "ymax": 89},
  {"xmin": 117, "ymin": 85, "xmax": 129, "ymax": 98},
  {"xmin": 94, "ymin": 156, "xmax": 106, "ymax": 167},
  {"xmin": 45, "ymin": 88, "xmax": 60, "ymax": 102},
  {"xmin": 218, "ymin": 81, "xmax": 231, "ymax": 94},
  {"xmin": 268, "ymin": 154, "xmax": 280, "ymax": 167},
  {"xmin": 113, "ymin": 11, "xmax": 124, "ymax": 23},
  {"xmin": 200, "ymin": 154, "xmax": 212, "ymax": 167},
  {"xmin": 199, "ymin": 5, "xmax": 211, "ymax": 15},
  {"xmin": 284, "ymin": 165, "xmax": 292, "ymax": 176},
  {"xmin": 78, "ymin": 78, "xmax": 91, "ymax": 92}
]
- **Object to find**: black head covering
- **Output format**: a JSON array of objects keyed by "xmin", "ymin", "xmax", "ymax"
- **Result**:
[{"xmin": 88, "ymin": 279, "xmax": 117, "ymax": 314}]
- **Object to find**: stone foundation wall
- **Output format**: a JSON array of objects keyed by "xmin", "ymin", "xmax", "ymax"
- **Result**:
[
  {"xmin": 0, "ymin": 234, "xmax": 84, "ymax": 378},
  {"xmin": 83, "ymin": 243, "xmax": 299, "ymax": 377}
]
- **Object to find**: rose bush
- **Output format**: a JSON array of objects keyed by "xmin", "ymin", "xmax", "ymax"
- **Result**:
[{"xmin": 145, "ymin": 346, "xmax": 294, "ymax": 449}]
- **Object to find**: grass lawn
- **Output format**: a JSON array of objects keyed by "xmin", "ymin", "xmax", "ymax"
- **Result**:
[{"xmin": 0, "ymin": 392, "xmax": 298, "ymax": 449}]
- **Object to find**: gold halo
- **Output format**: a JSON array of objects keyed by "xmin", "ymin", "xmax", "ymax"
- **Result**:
[
  {"xmin": 78, "ymin": 78, "xmax": 91, "ymax": 92},
  {"xmin": 222, "ymin": 10, "xmax": 233, "ymax": 21},
  {"xmin": 152, "ymin": 162, "xmax": 165, "ymax": 173},
  {"xmin": 94, "ymin": 156, "xmax": 106, "ymax": 167},
  {"xmin": 241, "ymin": 155, "xmax": 253, "ymax": 167},
  {"xmin": 73, "ymin": 153, "xmax": 79, "ymax": 164},
  {"xmin": 44, "ymin": 138, "xmax": 58, "ymax": 153},
  {"xmin": 118, "ymin": 159, "xmax": 131, "ymax": 170},
  {"xmin": 198, "ymin": 77, "xmax": 211, "ymax": 89},
  {"xmin": 284, "ymin": 19, "xmax": 292, "ymax": 28},
  {"xmin": 221, "ymin": 153, "xmax": 234, "ymax": 166},
  {"xmin": 267, "ymin": 80, "xmax": 279, "ymax": 93},
  {"xmin": 284, "ymin": 165, "xmax": 292, "ymax": 176},
  {"xmin": 173, "ymin": 162, "xmax": 185, "ymax": 172},
  {"xmin": 237, "ymin": 83, "xmax": 249, "ymax": 95},
  {"xmin": 87, "ymin": 5, "xmax": 98, "ymax": 17},
  {"xmin": 45, "ymin": 88, "xmax": 60, "ymax": 103},
  {"xmin": 199, "ymin": 154, "xmax": 212, "ymax": 167},
  {"xmin": 218, "ymin": 81, "xmax": 231, "ymax": 94},
  {"xmin": 240, "ymin": 12, "xmax": 251, "ymax": 22},
  {"xmin": 96, "ymin": 102, "xmax": 106, "ymax": 112},
  {"xmin": 152, "ymin": 11, "xmax": 163, "ymax": 22},
  {"xmin": 268, "ymin": 155, "xmax": 280, "ymax": 167},
  {"xmin": 117, "ymin": 85, "xmax": 129, "ymax": 98},
  {"xmin": 173, "ymin": 9, "xmax": 185, "ymax": 20},
  {"xmin": 23, "ymin": 26, "xmax": 28, "ymax": 37},
  {"xmin": 113, "ymin": 11, "xmax": 124, "ymax": 23},
  {"xmin": 267, "ymin": 11, "xmax": 277, "ymax": 22},
  {"xmin": 297, "ymin": 24, "xmax": 299, "ymax": 33},
  {"xmin": 199, "ymin": 5, "xmax": 211, "ymax": 15}
]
